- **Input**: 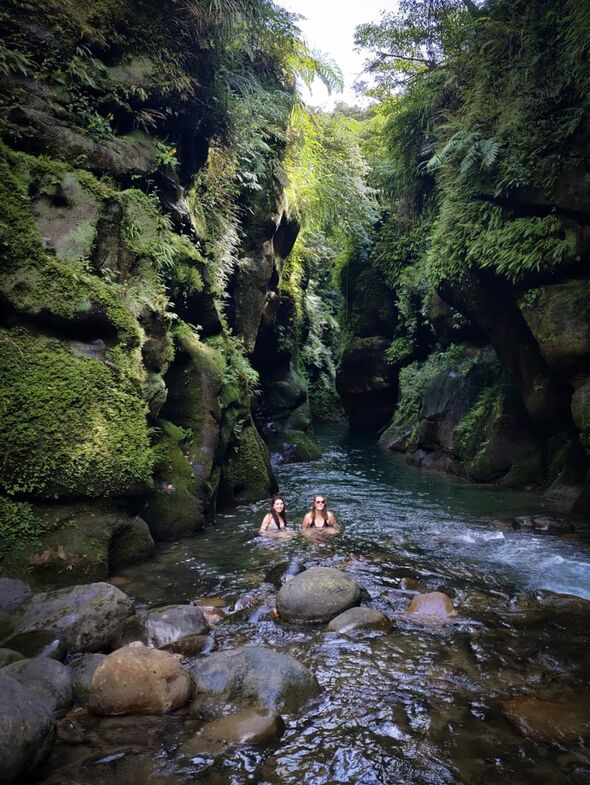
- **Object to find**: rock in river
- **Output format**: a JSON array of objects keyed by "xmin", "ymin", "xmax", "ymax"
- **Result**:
[
  {"xmin": 327, "ymin": 607, "xmax": 391, "ymax": 634},
  {"xmin": 180, "ymin": 707, "xmax": 285, "ymax": 755},
  {"xmin": 111, "ymin": 604, "xmax": 209, "ymax": 648},
  {"xmin": 1, "ymin": 657, "xmax": 73, "ymax": 715},
  {"xmin": 502, "ymin": 696, "xmax": 590, "ymax": 743},
  {"xmin": 12, "ymin": 582, "xmax": 134, "ymax": 653},
  {"xmin": 406, "ymin": 591, "xmax": 457, "ymax": 623},
  {"xmin": 89, "ymin": 643, "xmax": 192, "ymax": 716},
  {"xmin": 276, "ymin": 566, "xmax": 363, "ymax": 624},
  {"xmin": 0, "ymin": 674, "xmax": 56, "ymax": 783},
  {"xmin": 191, "ymin": 646, "xmax": 319, "ymax": 713}
]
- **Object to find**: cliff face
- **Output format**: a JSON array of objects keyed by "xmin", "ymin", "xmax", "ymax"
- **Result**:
[{"xmin": 0, "ymin": 0, "xmax": 305, "ymax": 583}]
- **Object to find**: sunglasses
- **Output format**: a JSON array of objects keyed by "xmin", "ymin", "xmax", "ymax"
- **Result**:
[{"xmin": 314, "ymin": 499, "xmax": 326, "ymax": 505}]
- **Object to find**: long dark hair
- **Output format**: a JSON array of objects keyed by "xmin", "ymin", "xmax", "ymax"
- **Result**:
[{"xmin": 270, "ymin": 495, "xmax": 287, "ymax": 528}]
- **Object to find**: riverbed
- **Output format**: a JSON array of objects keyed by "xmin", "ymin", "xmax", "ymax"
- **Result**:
[{"xmin": 37, "ymin": 425, "xmax": 590, "ymax": 785}]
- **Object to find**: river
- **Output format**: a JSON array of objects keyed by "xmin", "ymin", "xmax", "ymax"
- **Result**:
[{"xmin": 39, "ymin": 425, "xmax": 590, "ymax": 785}]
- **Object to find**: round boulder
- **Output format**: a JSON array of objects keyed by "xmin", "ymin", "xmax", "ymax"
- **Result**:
[
  {"xmin": 191, "ymin": 646, "xmax": 319, "ymax": 713},
  {"xmin": 327, "ymin": 607, "xmax": 391, "ymax": 634},
  {"xmin": 0, "ymin": 675, "xmax": 55, "ymax": 783},
  {"xmin": 1, "ymin": 657, "xmax": 73, "ymax": 715},
  {"xmin": 13, "ymin": 582, "xmax": 134, "ymax": 653},
  {"xmin": 502, "ymin": 697, "xmax": 590, "ymax": 743},
  {"xmin": 88, "ymin": 643, "xmax": 192, "ymax": 716},
  {"xmin": 111, "ymin": 604, "xmax": 209, "ymax": 649},
  {"xmin": 276, "ymin": 567, "xmax": 363, "ymax": 624},
  {"xmin": 406, "ymin": 592, "xmax": 456, "ymax": 624}
]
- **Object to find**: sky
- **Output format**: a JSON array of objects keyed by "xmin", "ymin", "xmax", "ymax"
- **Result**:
[{"xmin": 280, "ymin": 0, "xmax": 394, "ymax": 108}]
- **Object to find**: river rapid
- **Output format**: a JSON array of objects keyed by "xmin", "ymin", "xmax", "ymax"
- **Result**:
[{"xmin": 38, "ymin": 425, "xmax": 590, "ymax": 785}]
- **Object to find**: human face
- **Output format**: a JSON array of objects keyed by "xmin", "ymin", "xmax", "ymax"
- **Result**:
[
  {"xmin": 314, "ymin": 497, "xmax": 326, "ymax": 509},
  {"xmin": 273, "ymin": 498, "xmax": 285, "ymax": 513}
]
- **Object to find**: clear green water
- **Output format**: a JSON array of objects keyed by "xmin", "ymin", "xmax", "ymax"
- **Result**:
[{"xmin": 39, "ymin": 425, "xmax": 590, "ymax": 785}]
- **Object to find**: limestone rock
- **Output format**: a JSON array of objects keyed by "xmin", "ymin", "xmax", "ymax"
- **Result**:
[
  {"xmin": 0, "ymin": 675, "xmax": 55, "ymax": 784},
  {"xmin": 1, "ymin": 657, "xmax": 73, "ymax": 715},
  {"xmin": 112, "ymin": 604, "xmax": 209, "ymax": 649},
  {"xmin": 89, "ymin": 643, "xmax": 192, "ymax": 716},
  {"xmin": 13, "ymin": 582, "xmax": 134, "ymax": 653},
  {"xmin": 502, "ymin": 697, "xmax": 590, "ymax": 743},
  {"xmin": 191, "ymin": 646, "xmax": 319, "ymax": 713},
  {"xmin": 276, "ymin": 567, "xmax": 363, "ymax": 624},
  {"xmin": 327, "ymin": 607, "xmax": 391, "ymax": 634},
  {"xmin": 406, "ymin": 592, "xmax": 456, "ymax": 623}
]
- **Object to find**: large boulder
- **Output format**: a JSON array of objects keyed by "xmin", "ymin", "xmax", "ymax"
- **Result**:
[
  {"xmin": 1, "ymin": 657, "xmax": 73, "ymax": 715},
  {"xmin": 276, "ymin": 567, "xmax": 363, "ymax": 624},
  {"xmin": 11, "ymin": 582, "xmax": 134, "ymax": 653},
  {"xmin": 0, "ymin": 675, "xmax": 55, "ymax": 784},
  {"xmin": 190, "ymin": 646, "xmax": 319, "ymax": 713},
  {"xmin": 112, "ymin": 604, "xmax": 209, "ymax": 649},
  {"xmin": 502, "ymin": 697, "xmax": 590, "ymax": 743},
  {"xmin": 88, "ymin": 643, "xmax": 192, "ymax": 715},
  {"xmin": 327, "ymin": 607, "xmax": 391, "ymax": 634}
]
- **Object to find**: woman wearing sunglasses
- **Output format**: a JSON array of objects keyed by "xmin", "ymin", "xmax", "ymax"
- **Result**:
[{"xmin": 301, "ymin": 494, "xmax": 340, "ymax": 533}]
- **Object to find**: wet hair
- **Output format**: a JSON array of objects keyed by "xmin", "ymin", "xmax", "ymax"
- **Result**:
[{"xmin": 269, "ymin": 494, "xmax": 287, "ymax": 528}]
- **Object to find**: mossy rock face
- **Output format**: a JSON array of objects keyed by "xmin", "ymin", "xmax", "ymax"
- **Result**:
[
  {"xmin": 520, "ymin": 279, "xmax": 590, "ymax": 373},
  {"xmin": 0, "ymin": 504, "xmax": 154, "ymax": 588},
  {"xmin": 219, "ymin": 422, "xmax": 277, "ymax": 506},
  {"xmin": 572, "ymin": 377, "xmax": 590, "ymax": 451},
  {"xmin": 0, "ymin": 328, "xmax": 153, "ymax": 500},
  {"xmin": 336, "ymin": 337, "xmax": 397, "ymax": 430},
  {"xmin": 268, "ymin": 429, "xmax": 321, "ymax": 464}
]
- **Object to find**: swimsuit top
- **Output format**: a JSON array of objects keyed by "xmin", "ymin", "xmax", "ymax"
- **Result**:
[
  {"xmin": 310, "ymin": 512, "xmax": 330, "ymax": 528},
  {"xmin": 266, "ymin": 515, "xmax": 285, "ymax": 531}
]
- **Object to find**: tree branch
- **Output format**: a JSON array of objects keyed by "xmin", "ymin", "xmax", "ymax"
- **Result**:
[{"xmin": 375, "ymin": 50, "xmax": 437, "ymax": 67}]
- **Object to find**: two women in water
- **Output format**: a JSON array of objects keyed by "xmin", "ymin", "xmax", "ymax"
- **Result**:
[{"xmin": 259, "ymin": 493, "xmax": 340, "ymax": 536}]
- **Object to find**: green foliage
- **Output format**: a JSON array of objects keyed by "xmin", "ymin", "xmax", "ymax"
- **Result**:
[
  {"xmin": 454, "ymin": 384, "xmax": 502, "ymax": 457},
  {"xmin": 386, "ymin": 337, "xmax": 413, "ymax": 366}
]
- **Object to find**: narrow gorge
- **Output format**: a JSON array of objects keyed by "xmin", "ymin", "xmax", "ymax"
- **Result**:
[{"xmin": 0, "ymin": 0, "xmax": 589, "ymax": 783}]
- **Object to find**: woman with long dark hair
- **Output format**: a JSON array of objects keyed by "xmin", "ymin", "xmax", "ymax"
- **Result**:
[{"xmin": 259, "ymin": 494, "xmax": 288, "ymax": 534}]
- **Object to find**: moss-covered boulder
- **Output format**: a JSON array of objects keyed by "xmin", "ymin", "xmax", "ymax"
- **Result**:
[
  {"xmin": 219, "ymin": 422, "xmax": 277, "ymax": 505},
  {"xmin": 0, "ymin": 328, "xmax": 153, "ymax": 501},
  {"xmin": 0, "ymin": 502, "xmax": 154, "ymax": 588},
  {"xmin": 520, "ymin": 279, "xmax": 590, "ymax": 373}
]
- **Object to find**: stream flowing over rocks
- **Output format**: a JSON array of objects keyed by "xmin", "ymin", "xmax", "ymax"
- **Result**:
[{"xmin": 1, "ymin": 425, "xmax": 590, "ymax": 785}]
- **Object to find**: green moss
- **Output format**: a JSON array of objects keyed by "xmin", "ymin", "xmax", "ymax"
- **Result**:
[
  {"xmin": 0, "ymin": 328, "xmax": 153, "ymax": 499},
  {"xmin": 0, "ymin": 497, "xmax": 51, "ymax": 560},
  {"xmin": 220, "ymin": 423, "xmax": 276, "ymax": 504}
]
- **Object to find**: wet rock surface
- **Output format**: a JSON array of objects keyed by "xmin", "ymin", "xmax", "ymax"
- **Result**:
[
  {"xmin": 1, "ymin": 630, "xmax": 67, "ymax": 660},
  {"xmin": 68, "ymin": 654, "xmax": 106, "ymax": 705},
  {"xmin": 191, "ymin": 646, "xmax": 319, "ymax": 713},
  {"xmin": 1, "ymin": 657, "xmax": 73, "ymax": 715},
  {"xmin": 13, "ymin": 582, "xmax": 134, "ymax": 653},
  {"xmin": 327, "ymin": 606, "xmax": 392, "ymax": 633},
  {"xmin": 111, "ymin": 604, "xmax": 209, "ymax": 648},
  {"xmin": 180, "ymin": 707, "xmax": 285, "ymax": 754},
  {"xmin": 502, "ymin": 696, "xmax": 590, "ymax": 743},
  {"xmin": 406, "ymin": 591, "xmax": 457, "ymax": 623},
  {"xmin": 89, "ymin": 643, "xmax": 192, "ymax": 716},
  {"xmin": 276, "ymin": 566, "xmax": 363, "ymax": 623},
  {"xmin": 0, "ymin": 675, "xmax": 56, "ymax": 782}
]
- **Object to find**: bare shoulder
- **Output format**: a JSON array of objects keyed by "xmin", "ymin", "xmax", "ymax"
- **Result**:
[
  {"xmin": 259, "ymin": 513, "xmax": 271, "ymax": 531},
  {"xmin": 301, "ymin": 512, "xmax": 312, "ymax": 528}
]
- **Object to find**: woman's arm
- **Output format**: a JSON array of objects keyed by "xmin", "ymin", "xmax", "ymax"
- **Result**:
[
  {"xmin": 301, "ymin": 512, "xmax": 312, "ymax": 529},
  {"xmin": 327, "ymin": 512, "xmax": 340, "ymax": 531},
  {"xmin": 259, "ymin": 513, "xmax": 272, "ymax": 533}
]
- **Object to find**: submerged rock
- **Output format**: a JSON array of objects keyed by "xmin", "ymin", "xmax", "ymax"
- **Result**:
[
  {"xmin": 180, "ymin": 707, "xmax": 285, "ymax": 754},
  {"xmin": 502, "ymin": 696, "xmax": 590, "ymax": 743},
  {"xmin": 12, "ymin": 582, "xmax": 134, "ymax": 653},
  {"xmin": 327, "ymin": 607, "xmax": 391, "ymax": 634},
  {"xmin": 0, "ymin": 675, "xmax": 56, "ymax": 784},
  {"xmin": 111, "ymin": 604, "xmax": 209, "ymax": 648},
  {"xmin": 276, "ymin": 566, "xmax": 363, "ymax": 624},
  {"xmin": 191, "ymin": 646, "xmax": 319, "ymax": 713},
  {"xmin": 406, "ymin": 592, "xmax": 457, "ymax": 624},
  {"xmin": 264, "ymin": 559, "xmax": 306, "ymax": 588},
  {"xmin": 512, "ymin": 515, "xmax": 575, "ymax": 534},
  {"xmin": 89, "ymin": 643, "xmax": 192, "ymax": 716}
]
